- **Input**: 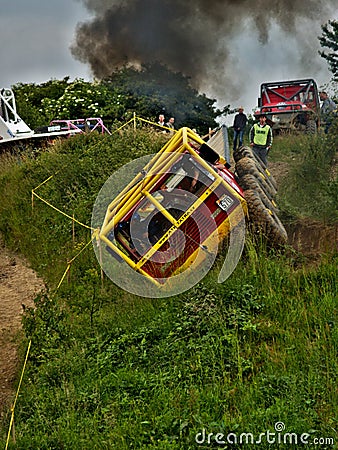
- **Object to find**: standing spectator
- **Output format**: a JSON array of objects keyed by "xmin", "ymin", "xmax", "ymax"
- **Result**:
[
  {"xmin": 166, "ymin": 117, "xmax": 175, "ymax": 135},
  {"xmin": 166, "ymin": 117, "xmax": 175, "ymax": 130},
  {"xmin": 250, "ymin": 114, "xmax": 273, "ymax": 165},
  {"xmin": 158, "ymin": 114, "xmax": 166, "ymax": 128},
  {"xmin": 233, "ymin": 106, "xmax": 247, "ymax": 151},
  {"xmin": 319, "ymin": 91, "xmax": 336, "ymax": 133}
]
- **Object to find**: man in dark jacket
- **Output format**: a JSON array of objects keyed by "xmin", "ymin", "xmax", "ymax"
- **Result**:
[{"xmin": 232, "ymin": 106, "xmax": 247, "ymax": 151}]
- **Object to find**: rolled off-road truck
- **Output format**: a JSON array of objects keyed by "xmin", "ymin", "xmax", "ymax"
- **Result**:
[{"xmin": 97, "ymin": 126, "xmax": 287, "ymax": 289}]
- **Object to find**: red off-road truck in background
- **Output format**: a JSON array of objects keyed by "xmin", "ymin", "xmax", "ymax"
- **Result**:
[{"xmin": 254, "ymin": 78, "xmax": 321, "ymax": 134}]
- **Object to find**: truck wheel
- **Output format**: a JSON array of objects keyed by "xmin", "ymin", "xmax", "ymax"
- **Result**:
[
  {"xmin": 234, "ymin": 147, "xmax": 278, "ymax": 190},
  {"xmin": 306, "ymin": 120, "xmax": 317, "ymax": 134},
  {"xmin": 233, "ymin": 145, "xmax": 252, "ymax": 162},
  {"xmin": 235, "ymin": 157, "xmax": 277, "ymax": 197},
  {"xmin": 238, "ymin": 173, "xmax": 279, "ymax": 212},
  {"xmin": 244, "ymin": 189, "xmax": 288, "ymax": 247}
]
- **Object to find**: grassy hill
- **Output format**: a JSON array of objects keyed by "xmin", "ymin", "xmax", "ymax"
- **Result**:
[{"xmin": 0, "ymin": 127, "xmax": 337, "ymax": 449}]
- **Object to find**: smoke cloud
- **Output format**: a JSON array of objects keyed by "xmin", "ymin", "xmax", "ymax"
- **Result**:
[{"xmin": 71, "ymin": 0, "xmax": 337, "ymax": 106}]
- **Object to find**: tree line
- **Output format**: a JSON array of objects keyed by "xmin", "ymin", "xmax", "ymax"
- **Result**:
[
  {"xmin": 12, "ymin": 19, "xmax": 337, "ymax": 135},
  {"xmin": 13, "ymin": 63, "xmax": 227, "ymax": 135}
]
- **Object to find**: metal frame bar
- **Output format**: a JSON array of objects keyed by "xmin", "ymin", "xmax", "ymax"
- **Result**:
[{"xmin": 98, "ymin": 127, "xmax": 247, "ymax": 283}]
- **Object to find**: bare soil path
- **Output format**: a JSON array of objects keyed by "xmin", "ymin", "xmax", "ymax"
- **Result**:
[{"xmin": 0, "ymin": 242, "xmax": 43, "ymax": 420}]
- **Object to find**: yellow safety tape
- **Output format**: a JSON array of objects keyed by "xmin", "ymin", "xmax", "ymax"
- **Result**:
[
  {"xmin": 5, "ymin": 340, "xmax": 32, "ymax": 450},
  {"xmin": 32, "ymin": 191, "xmax": 94, "ymax": 231},
  {"xmin": 55, "ymin": 264, "xmax": 71, "ymax": 291},
  {"xmin": 32, "ymin": 173, "xmax": 56, "ymax": 191},
  {"xmin": 111, "ymin": 116, "xmax": 178, "ymax": 135},
  {"xmin": 111, "ymin": 117, "xmax": 135, "ymax": 133}
]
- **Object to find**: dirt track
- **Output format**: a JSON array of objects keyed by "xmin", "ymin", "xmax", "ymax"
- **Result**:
[{"xmin": 0, "ymin": 244, "xmax": 43, "ymax": 420}]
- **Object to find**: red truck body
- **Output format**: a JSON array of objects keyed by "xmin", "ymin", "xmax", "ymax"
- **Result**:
[{"xmin": 254, "ymin": 79, "xmax": 320, "ymax": 133}]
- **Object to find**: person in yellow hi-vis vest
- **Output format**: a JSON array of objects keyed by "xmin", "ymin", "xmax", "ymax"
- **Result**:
[{"xmin": 249, "ymin": 114, "xmax": 273, "ymax": 165}]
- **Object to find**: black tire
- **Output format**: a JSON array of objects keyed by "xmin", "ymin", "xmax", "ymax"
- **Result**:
[
  {"xmin": 244, "ymin": 189, "xmax": 288, "ymax": 247},
  {"xmin": 260, "ymin": 164, "xmax": 278, "ymax": 191},
  {"xmin": 235, "ymin": 157, "xmax": 278, "ymax": 197},
  {"xmin": 234, "ymin": 147, "xmax": 278, "ymax": 190},
  {"xmin": 306, "ymin": 119, "xmax": 317, "ymax": 134},
  {"xmin": 233, "ymin": 145, "xmax": 253, "ymax": 163},
  {"xmin": 249, "ymin": 151, "xmax": 278, "ymax": 188},
  {"xmin": 238, "ymin": 173, "xmax": 279, "ymax": 212}
]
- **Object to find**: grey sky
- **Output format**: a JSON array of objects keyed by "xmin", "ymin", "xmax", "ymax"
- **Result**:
[
  {"xmin": 0, "ymin": 0, "xmax": 91, "ymax": 86},
  {"xmin": 1, "ymin": 0, "xmax": 337, "ymax": 122}
]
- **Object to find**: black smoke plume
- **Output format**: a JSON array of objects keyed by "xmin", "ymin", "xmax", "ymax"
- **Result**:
[{"xmin": 71, "ymin": 0, "xmax": 336, "ymax": 101}]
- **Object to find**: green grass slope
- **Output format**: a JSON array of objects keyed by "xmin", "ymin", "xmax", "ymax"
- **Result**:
[{"xmin": 0, "ymin": 128, "xmax": 337, "ymax": 449}]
